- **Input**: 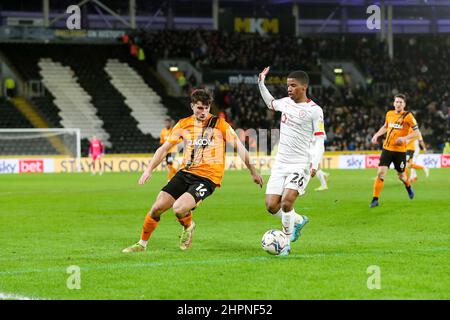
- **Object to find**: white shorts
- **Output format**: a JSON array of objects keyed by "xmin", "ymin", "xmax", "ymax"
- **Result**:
[{"xmin": 266, "ymin": 167, "xmax": 311, "ymax": 196}]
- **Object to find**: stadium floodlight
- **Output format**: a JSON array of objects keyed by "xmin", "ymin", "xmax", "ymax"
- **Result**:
[{"xmin": 0, "ymin": 128, "xmax": 81, "ymax": 172}]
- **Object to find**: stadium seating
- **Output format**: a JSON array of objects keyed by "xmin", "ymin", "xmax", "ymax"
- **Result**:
[
  {"xmin": 105, "ymin": 59, "xmax": 167, "ymax": 137},
  {"xmin": 0, "ymin": 43, "xmax": 167, "ymax": 154},
  {"xmin": 0, "ymin": 97, "xmax": 33, "ymax": 128},
  {"xmin": 0, "ymin": 97, "xmax": 57, "ymax": 155},
  {"xmin": 38, "ymin": 58, "xmax": 111, "ymax": 145}
]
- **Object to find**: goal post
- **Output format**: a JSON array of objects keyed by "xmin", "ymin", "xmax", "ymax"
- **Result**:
[{"xmin": 0, "ymin": 128, "xmax": 81, "ymax": 171}]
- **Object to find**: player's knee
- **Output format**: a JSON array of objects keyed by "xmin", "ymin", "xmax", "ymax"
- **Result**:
[
  {"xmin": 150, "ymin": 203, "xmax": 165, "ymax": 216},
  {"xmin": 265, "ymin": 201, "xmax": 279, "ymax": 214},
  {"xmin": 147, "ymin": 211, "xmax": 160, "ymax": 221},
  {"xmin": 172, "ymin": 202, "xmax": 189, "ymax": 216},
  {"xmin": 280, "ymin": 200, "xmax": 294, "ymax": 212},
  {"xmin": 377, "ymin": 172, "xmax": 386, "ymax": 180}
]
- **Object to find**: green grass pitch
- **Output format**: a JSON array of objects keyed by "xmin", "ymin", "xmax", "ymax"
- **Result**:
[{"xmin": 0, "ymin": 169, "xmax": 449, "ymax": 300}]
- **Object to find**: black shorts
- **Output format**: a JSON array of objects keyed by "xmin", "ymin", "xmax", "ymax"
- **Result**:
[
  {"xmin": 379, "ymin": 149, "xmax": 406, "ymax": 173},
  {"xmin": 406, "ymin": 150, "xmax": 415, "ymax": 162},
  {"xmin": 165, "ymin": 152, "xmax": 176, "ymax": 165},
  {"xmin": 162, "ymin": 170, "xmax": 216, "ymax": 204}
]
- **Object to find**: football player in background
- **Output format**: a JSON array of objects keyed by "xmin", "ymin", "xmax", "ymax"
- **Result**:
[
  {"xmin": 89, "ymin": 135, "xmax": 105, "ymax": 175},
  {"xmin": 370, "ymin": 94, "xmax": 421, "ymax": 208},
  {"xmin": 405, "ymin": 127, "xmax": 430, "ymax": 182}
]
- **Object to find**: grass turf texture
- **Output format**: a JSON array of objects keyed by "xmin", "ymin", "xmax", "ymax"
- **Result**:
[{"xmin": 0, "ymin": 169, "xmax": 449, "ymax": 300}]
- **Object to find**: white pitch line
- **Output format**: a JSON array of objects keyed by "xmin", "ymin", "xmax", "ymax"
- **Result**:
[{"xmin": 0, "ymin": 292, "xmax": 45, "ymax": 300}]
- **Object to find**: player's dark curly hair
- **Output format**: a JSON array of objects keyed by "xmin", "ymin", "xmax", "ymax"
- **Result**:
[
  {"xmin": 287, "ymin": 70, "xmax": 309, "ymax": 86},
  {"xmin": 394, "ymin": 93, "xmax": 407, "ymax": 103},
  {"xmin": 191, "ymin": 89, "xmax": 213, "ymax": 105}
]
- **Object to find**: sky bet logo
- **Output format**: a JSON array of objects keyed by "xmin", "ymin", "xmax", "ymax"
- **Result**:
[
  {"xmin": 347, "ymin": 158, "xmax": 364, "ymax": 168},
  {"xmin": 366, "ymin": 155, "xmax": 380, "ymax": 169},
  {"xmin": 441, "ymin": 155, "xmax": 450, "ymax": 168},
  {"xmin": 20, "ymin": 160, "xmax": 44, "ymax": 173},
  {"xmin": 0, "ymin": 160, "xmax": 17, "ymax": 174},
  {"xmin": 234, "ymin": 18, "xmax": 279, "ymax": 35},
  {"xmin": 422, "ymin": 156, "xmax": 439, "ymax": 168}
]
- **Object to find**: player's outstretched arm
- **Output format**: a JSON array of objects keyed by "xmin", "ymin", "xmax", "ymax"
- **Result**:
[
  {"xmin": 371, "ymin": 126, "xmax": 388, "ymax": 144},
  {"xmin": 235, "ymin": 137, "xmax": 263, "ymax": 188},
  {"xmin": 138, "ymin": 142, "xmax": 173, "ymax": 185},
  {"xmin": 257, "ymin": 66, "xmax": 276, "ymax": 110}
]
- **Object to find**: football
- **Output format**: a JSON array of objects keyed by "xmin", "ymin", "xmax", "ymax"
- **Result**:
[{"xmin": 261, "ymin": 229, "xmax": 288, "ymax": 255}]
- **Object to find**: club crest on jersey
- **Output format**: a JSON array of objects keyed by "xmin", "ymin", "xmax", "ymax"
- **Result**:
[
  {"xmin": 299, "ymin": 110, "xmax": 307, "ymax": 118},
  {"xmin": 389, "ymin": 123, "xmax": 403, "ymax": 129}
]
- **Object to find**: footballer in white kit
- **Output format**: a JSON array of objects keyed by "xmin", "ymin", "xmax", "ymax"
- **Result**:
[{"xmin": 258, "ymin": 67, "xmax": 326, "ymax": 256}]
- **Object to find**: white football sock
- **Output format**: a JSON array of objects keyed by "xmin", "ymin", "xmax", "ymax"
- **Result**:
[
  {"xmin": 316, "ymin": 169, "xmax": 328, "ymax": 187},
  {"xmin": 274, "ymin": 208, "xmax": 303, "ymax": 224},
  {"xmin": 281, "ymin": 209, "xmax": 295, "ymax": 245},
  {"xmin": 273, "ymin": 209, "xmax": 283, "ymax": 219},
  {"xmin": 138, "ymin": 240, "xmax": 147, "ymax": 247}
]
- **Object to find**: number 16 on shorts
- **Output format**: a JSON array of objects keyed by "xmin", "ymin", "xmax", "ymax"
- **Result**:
[{"xmin": 196, "ymin": 183, "xmax": 208, "ymax": 197}]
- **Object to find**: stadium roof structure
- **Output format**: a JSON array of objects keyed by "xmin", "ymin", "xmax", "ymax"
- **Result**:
[
  {"xmin": 1, "ymin": 0, "xmax": 449, "ymax": 34},
  {"xmin": 268, "ymin": 0, "xmax": 450, "ymax": 5}
]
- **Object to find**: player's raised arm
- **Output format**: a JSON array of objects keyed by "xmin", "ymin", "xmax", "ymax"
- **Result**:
[{"xmin": 257, "ymin": 66, "xmax": 277, "ymax": 110}]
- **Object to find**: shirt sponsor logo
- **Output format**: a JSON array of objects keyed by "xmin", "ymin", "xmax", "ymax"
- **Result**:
[
  {"xmin": 20, "ymin": 160, "xmax": 44, "ymax": 173},
  {"xmin": 187, "ymin": 139, "xmax": 214, "ymax": 147},
  {"xmin": 389, "ymin": 123, "xmax": 403, "ymax": 129}
]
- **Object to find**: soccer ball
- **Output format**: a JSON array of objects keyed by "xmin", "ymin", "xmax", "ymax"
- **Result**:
[{"xmin": 261, "ymin": 229, "xmax": 288, "ymax": 255}]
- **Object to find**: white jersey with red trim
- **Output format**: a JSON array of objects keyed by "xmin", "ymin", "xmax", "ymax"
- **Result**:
[{"xmin": 271, "ymin": 97, "xmax": 326, "ymax": 167}]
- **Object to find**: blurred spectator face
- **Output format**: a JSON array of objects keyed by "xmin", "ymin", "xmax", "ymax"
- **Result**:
[
  {"xmin": 287, "ymin": 78, "xmax": 307, "ymax": 102},
  {"xmin": 191, "ymin": 101, "xmax": 211, "ymax": 121},
  {"xmin": 393, "ymin": 97, "xmax": 406, "ymax": 113},
  {"xmin": 165, "ymin": 119, "xmax": 172, "ymax": 129}
]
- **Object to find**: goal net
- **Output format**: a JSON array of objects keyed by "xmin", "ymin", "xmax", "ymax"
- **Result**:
[{"xmin": 0, "ymin": 128, "xmax": 81, "ymax": 163}]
